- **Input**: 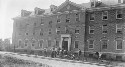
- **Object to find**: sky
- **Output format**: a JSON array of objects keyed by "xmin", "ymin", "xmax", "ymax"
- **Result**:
[{"xmin": 0, "ymin": 0, "xmax": 90, "ymax": 40}]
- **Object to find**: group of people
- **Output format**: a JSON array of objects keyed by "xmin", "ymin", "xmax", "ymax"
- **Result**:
[{"xmin": 43, "ymin": 47, "xmax": 82, "ymax": 60}]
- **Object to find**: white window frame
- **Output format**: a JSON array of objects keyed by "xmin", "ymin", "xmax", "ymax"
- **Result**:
[
  {"xmin": 101, "ymin": 40, "xmax": 108, "ymax": 49},
  {"xmin": 89, "ymin": 26, "xmax": 94, "ymax": 34},
  {"xmin": 74, "ymin": 40, "xmax": 79, "ymax": 48},
  {"xmin": 102, "ymin": 11, "xmax": 108, "ymax": 20},
  {"xmin": 102, "ymin": 25, "xmax": 108, "ymax": 34},
  {"xmin": 116, "ymin": 24, "xmax": 122, "ymax": 33},
  {"xmin": 116, "ymin": 40, "xmax": 123, "ymax": 50},
  {"xmin": 89, "ymin": 12, "xmax": 95, "ymax": 21},
  {"xmin": 88, "ymin": 40, "xmax": 94, "ymax": 49},
  {"xmin": 116, "ymin": 10, "xmax": 122, "ymax": 19},
  {"xmin": 39, "ymin": 39, "xmax": 44, "ymax": 48}
]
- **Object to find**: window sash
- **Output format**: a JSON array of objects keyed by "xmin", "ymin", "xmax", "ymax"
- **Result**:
[
  {"xmin": 116, "ymin": 10, "xmax": 122, "ymax": 19},
  {"xmin": 75, "ymin": 29, "xmax": 79, "ymax": 34},
  {"xmin": 39, "ymin": 40, "xmax": 43, "ymax": 47},
  {"xmin": 88, "ymin": 40, "xmax": 94, "ymax": 49},
  {"xmin": 102, "ymin": 11, "xmax": 108, "ymax": 20},
  {"xmin": 116, "ymin": 40, "xmax": 122, "ymax": 50},
  {"xmin": 102, "ymin": 40, "xmax": 108, "ymax": 49},
  {"xmin": 75, "ymin": 41, "xmax": 79, "ymax": 48},
  {"xmin": 90, "ymin": 13, "xmax": 95, "ymax": 21}
]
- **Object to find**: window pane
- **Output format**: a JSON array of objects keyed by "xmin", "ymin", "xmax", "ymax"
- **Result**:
[
  {"xmin": 117, "ymin": 10, "xmax": 122, "ymax": 18},
  {"xmin": 117, "ymin": 40, "xmax": 122, "ymax": 49},
  {"xmin": 75, "ymin": 41, "xmax": 79, "ymax": 48},
  {"xmin": 89, "ymin": 40, "xmax": 94, "ymax": 44},
  {"xmin": 75, "ymin": 29, "xmax": 79, "ymax": 34},
  {"xmin": 56, "ymin": 41, "xmax": 59, "ymax": 47},
  {"xmin": 39, "ymin": 40, "xmax": 43, "ymax": 47},
  {"xmin": 90, "ymin": 13, "xmax": 94, "ymax": 20},
  {"xmin": 102, "ymin": 40, "xmax": 107, "ymax": 49}
]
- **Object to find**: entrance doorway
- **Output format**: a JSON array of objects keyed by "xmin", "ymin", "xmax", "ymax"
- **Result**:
[{"xmin": 62, "ymin": 41, "xmax": 68, "ymax": 51}]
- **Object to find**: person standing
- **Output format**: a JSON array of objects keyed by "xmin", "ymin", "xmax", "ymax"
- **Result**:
[{"xmin": 78, "ymin": 49, "xmax": 82, "ymax": 60}]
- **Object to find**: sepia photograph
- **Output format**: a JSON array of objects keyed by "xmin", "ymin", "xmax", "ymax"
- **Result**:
[{"xmin": 0, "ymin": 0, "xmax": 125, "ymax": 67}]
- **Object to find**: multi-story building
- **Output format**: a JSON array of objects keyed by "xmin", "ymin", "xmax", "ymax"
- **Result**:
[
  {"xmin": 12, "ymin": 0, "xmax": 85, "ymax": 54},
  {"xmin": 13, "ymin": 0, "xmax": 125, "ymax": 60},
  {"xmin": 85, "ymin": 0, "xmax": 125, "ymax": 61}
]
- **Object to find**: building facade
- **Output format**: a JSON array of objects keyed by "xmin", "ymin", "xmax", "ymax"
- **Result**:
[
  {"xmin": 13, "ymin": 0, "xmax": 85, "ymax": 53},
  {"xmin": 13, "ymin": 0, "xmax": 125, "ymax": 60}
]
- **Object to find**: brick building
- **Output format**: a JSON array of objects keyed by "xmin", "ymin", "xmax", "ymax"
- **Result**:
[
  {"xmin": 12, "ymin": 0, "xmax": 85, "ymax": 54},
  {"xmin": 85, "ymin": 0, "xmax": 125, "ymax": 61},
  {"xmin": 13, "ymin": 0, "xmax": 125, "ymax": 60}
]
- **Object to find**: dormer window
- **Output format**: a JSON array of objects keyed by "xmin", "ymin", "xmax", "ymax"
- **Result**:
[{"xmin": 118, "ymin": 0, "xmax": 123, "ymax": 3}]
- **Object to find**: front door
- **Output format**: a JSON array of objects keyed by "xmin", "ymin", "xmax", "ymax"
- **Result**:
[{"xmin": 62, "ymin": 41, "xmax": 68, "ymax": 51}]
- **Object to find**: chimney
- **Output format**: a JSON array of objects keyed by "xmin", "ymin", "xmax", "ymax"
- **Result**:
[
  {"xmin": 90, "ymin": 0, "xmax": 98, "ymax": 7},
  {"xmin": 50, "ymin": 5, "xmax": 57, "ymax": 12}
]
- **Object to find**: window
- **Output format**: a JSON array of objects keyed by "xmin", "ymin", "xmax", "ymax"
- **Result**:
[
  {"xmin": 48, "ymin": 40, "xmax": 51, "ymax": 47},
  {"xmin": 89, "ymin": 26, "xmax": 94, "ymax": 34},
  {"xmin": 90, "ymin": 13, "xmax": 95, "ymax": 21},
  {"xmin": 75, "ymin": 29, "xmax": 79, "ymax": 34},
  {"xmin": 56, "ymin": 28, "xmax": 60, "ymax": 34},
  {"xmin": 102, "ymin": 40, "xmax": 108, "ymax": 49},
  {"xmin": 66, "ymin": 18, "xmax": 70, "ymax": 22},
  {"xmin": 116, "ymin": 10, "xmax": 122, "ymax": 19},
  {"xmin": 41, "ymin": 19, "xmax": 44, "ymax": 25},
  {"xmin": 49, "ymin": 29, "xmax": 51, "ymax": 34},
  {"xmin": 40, "ymin": 29, "xmax": 43, "ymax": 36},
  {"xmin": 49, "ymin": 21, "xmax": 52, "ymax": 24},
  {"xmin": 57, "ymin": 19, "xmax": 61, "ymax": 23},
  {"xmin": 18, "ymin": 40, "xmax": 22, "ymax": 47},
  {"xmin": 33, "ymin": 32, "xmax": 35, "ymax": 35},
  {"xmin": 39, "ymin": 40, "xmax": 43, "ymax": 48},
  {"xmin": 88, "ymin": 40, "xmax": 94, "ymax": 49},
  {"xmin": 56, "ymin": 41, "xmax": 59, "ymax": 47},
  {"xmin": 32, "ymin": 39, "xmax": 35, "ymax": 47},
  {"xmin": 34, "ymin": 23, "xmax": 36, "ymax": 26},
  {"xmin": 102, "ymin": 25, "xmax": 108, "ymax": 34},
  {"xmin": 116, "ymin": 24, "xmax": 122, "ymax": 34},
  {"xmin": 76, "ymin": 13, "xmax": 80, "ymax": 22},
  {"xmin": 24, "ymin": 39, "xmax": 28, "ymax": 46},
  {"xmin": 26, "ymin": 33, "xmax": 28, "ymax": 35},
  {"xmin": 116, "ymin": 40, "xmax": 122, "ymax": 50},
  {"xmin": 102, "ymin": 11, "xmax": 108, "ymax": 20},
  {"xmin": 118, "ymin": 0, "xmax": 123, "ymax": 3},
  {"xmin": 75, "ymin": 41, "xmax": 79, "ymax": 48}
]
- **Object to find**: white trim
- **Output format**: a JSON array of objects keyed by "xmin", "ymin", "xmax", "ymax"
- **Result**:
[
  {"xmin": 116, "ymin": 10, "xmax": 122, "ymax": 19},
  {"xmin": 102, "ymin": 11, "xmax": 108, "ymax": 20},
  {"xmin": 116, "ymin": 40, "xmax": 123, "ymax": 50},
  {"xmin": 89, "ymin": 26, "xmax": 94, "ymax": 34},
  {"xmin": 88, "ymin": 40, "xmax": 94, "ymax": 49}
]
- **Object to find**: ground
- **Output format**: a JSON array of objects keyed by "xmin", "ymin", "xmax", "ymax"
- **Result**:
[{"xmin": 0, "ymin": 51, "xmax": 124, "ymax": 67}]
